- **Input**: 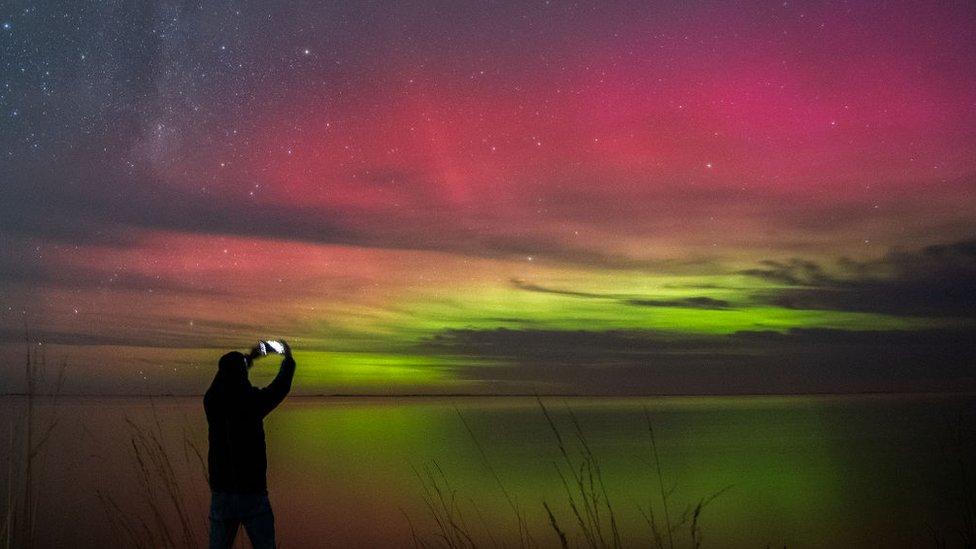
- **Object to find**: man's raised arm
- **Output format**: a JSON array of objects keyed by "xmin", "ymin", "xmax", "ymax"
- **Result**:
[{"xmin": 255, "ymin": 342, "xmax": 296, "ymax": 416}]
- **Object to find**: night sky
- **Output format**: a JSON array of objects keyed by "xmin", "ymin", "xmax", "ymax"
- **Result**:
[{"xmin": 1, "ymin": 1, "xmax": 974, "ymax": 395}]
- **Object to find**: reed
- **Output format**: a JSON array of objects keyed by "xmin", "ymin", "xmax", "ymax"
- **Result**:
[
  {"xmin": 636, "ymin": 406, "xmax": 732, "ymax": 549},
  {"xmin": 406, "ymin": 399, "xmax": 730, "ymax": 549},
  {"xmin": 537, "ymin": 398, "xmax": 621, "ymax": 549},
  {"xmin": 1, "ymin": 330, "xmax": 67, "ymax": 548},
  {"xmin": 95, "ymin": 399, "xmax": 210, "ymax": 549}
]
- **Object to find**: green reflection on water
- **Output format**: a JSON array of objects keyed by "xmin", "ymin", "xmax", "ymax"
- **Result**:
[
  {"xmin": 3, "ymin": 394, "xmax": 970, "ymax": 547},
  {"xmin": 268, "ymin": 396, "xmax": 867, "ymax": 547}
]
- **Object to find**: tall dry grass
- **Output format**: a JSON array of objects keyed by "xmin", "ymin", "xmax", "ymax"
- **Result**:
[
  {"xmin": 1, "ymin": 330, "xmax": 67, "ymax": 549},
  {"xmin": 405, "ymin": 398, "xmax": 731, "ymax": 548},
  {"xmin": 95, "ymin": 400, "xmax": 211, "ymax": 549}
]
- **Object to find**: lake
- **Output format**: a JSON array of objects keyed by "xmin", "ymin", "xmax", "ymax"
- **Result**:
[{"xmin": 1, "ymin": 394, "xmax": 973, "ymax": 548}]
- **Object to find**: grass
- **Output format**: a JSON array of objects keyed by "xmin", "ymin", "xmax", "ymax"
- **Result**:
[
  {"xmin": 637, "ymin": 406, "xmax": 732, "ymax": 549},
  {"xmin": 1, "ymin": 330, "xmax": 66, "ymax": 549},
  {"xmin": 404, "ymin": 398, "xmax": 732, "ymax": 548},
  {"xmin": 95, "ymin": 400, "xmax": 211, "ymax": 549},
  {"xmin": 537, "ymin": 399, "xmax": 622, "ymax": 549}
]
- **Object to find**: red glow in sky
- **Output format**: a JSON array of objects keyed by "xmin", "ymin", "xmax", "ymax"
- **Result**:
[{"xmin": 1, "ymin": 1, "xmax": 974, "ymax": 394}]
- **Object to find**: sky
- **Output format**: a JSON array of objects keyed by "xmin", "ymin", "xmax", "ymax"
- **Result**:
[{"xmin": 1, "ymin": 1, "xmax": 974, "ymax": 395}]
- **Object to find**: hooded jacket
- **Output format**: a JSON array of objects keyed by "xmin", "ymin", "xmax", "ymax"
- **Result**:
[{"xmin": 204, "ymin": 351, "xmax": 296, "ymax": 494}]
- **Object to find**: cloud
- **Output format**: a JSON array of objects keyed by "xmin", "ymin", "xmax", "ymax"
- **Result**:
[
  {"xmin": 510, "ymin": 279, "xmax": 610, "ymax": 299},
  {"xmin": 0, "ymin": 152, "xmax": 723, "ymax": 275},
  {"xmin": 419, "ymin": 326, "xmax": 976, "ymax": 394},
  {"xmin": 742, "ymin": 240, "xmax": 976, "ymax": 317},
  {"xmin": 740, "ymin": 259, "xmax": 838, "ymax": 286},
  {"xmin": 510, "ymin": 279, "xmax": 732, "ymax": 309},
  {"xmin": 624, "ymin": 297, "xmax": 731, "ymax": 309}
]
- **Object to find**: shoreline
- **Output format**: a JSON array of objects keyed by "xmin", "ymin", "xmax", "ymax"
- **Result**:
[{"xmin": 2, "ymin": 390, "xmax": 974, "ymax": 399}]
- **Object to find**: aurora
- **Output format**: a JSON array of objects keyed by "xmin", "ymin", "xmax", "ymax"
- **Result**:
[{"xmin": 0, "ymin": 1, "xmax": 973, "ymax": 395}]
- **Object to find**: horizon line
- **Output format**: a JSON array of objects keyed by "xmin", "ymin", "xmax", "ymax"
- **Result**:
[{"xmin": 2, "ymin": 389, "xmax": 974, "ymax": 399}]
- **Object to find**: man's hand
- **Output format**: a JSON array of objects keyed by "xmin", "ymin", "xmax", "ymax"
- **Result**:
[{"xmin": 246, "ymin": 340, "xmax": 292, "ymax": 368}]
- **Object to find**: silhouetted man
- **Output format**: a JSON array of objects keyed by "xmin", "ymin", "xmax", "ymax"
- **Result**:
[{"xmin": 204, "ymin": 341, "xmax": 296, "ymax": 549}]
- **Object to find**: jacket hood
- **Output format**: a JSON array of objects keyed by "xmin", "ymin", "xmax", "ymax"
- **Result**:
[{"xmin": 211, "ymin": 351, "xmax": 250, "ymax": 390}]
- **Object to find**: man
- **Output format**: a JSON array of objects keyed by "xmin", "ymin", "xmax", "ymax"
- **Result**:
[{"xmin": 204, "ymin": 341, "xmax": 296, "ymax": 548}]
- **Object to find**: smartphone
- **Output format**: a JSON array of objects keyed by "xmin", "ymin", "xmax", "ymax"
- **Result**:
[{"xmin": 258, "ymin": 340, "xmax": 286, "ymax": 355}]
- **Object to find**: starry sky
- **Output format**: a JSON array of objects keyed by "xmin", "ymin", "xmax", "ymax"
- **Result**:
[{"xmin": 1, "ymin": 1, "xmax": 974, "ymax": 395}]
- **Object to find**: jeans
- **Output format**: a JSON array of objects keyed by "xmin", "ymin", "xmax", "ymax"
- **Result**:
[{"xmin": 209, "ymin": 491, "xmax": 276, "ymax": 549}]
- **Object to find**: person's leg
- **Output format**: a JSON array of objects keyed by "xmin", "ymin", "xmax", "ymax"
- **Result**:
[
  {"xmin": 240, "ymin": 494, "xmax": 276, "ymax": 549},
  {"xmin": 209, "ymin": 492, "xmax": 241, "ymax": 549}
]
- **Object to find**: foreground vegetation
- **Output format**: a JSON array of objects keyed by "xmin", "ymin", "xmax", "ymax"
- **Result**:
[{"xmin": 405, "ymin": 399, "xmax": 732, "ymax": 549}]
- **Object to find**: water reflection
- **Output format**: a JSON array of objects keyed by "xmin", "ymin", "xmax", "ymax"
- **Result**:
[{"xmin": 0, "ymin": 394, "xmax": 971, "ymax": 547}]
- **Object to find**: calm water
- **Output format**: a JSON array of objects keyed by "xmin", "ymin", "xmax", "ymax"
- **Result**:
[{"xmin": 1, "ymin": 394, "xmax": 973, "ymax": 548}]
